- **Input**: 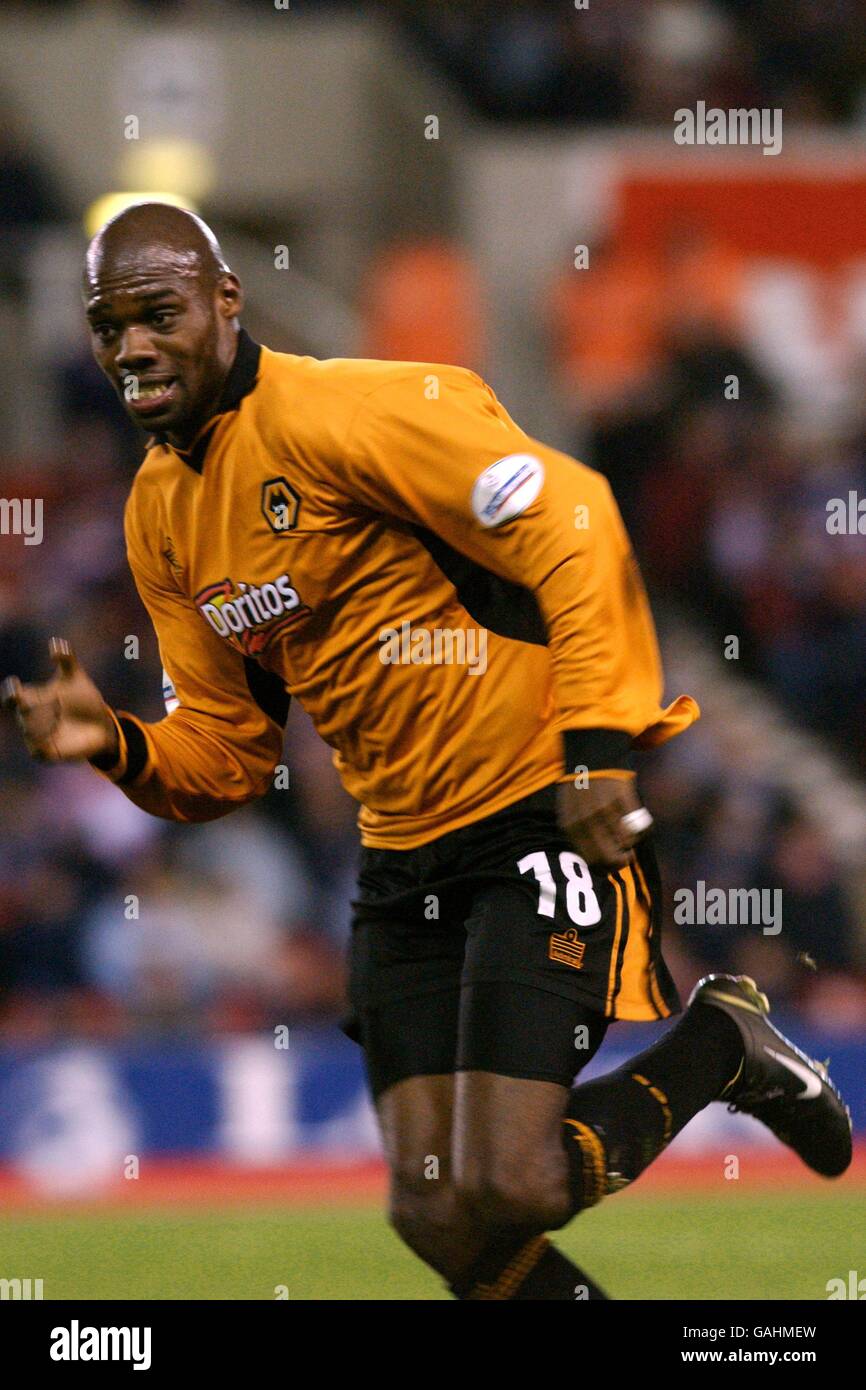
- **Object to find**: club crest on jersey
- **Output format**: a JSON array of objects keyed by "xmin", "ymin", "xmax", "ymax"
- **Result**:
[
  {"xmin": 194, "ymin": 572, "xmax": 307, "ymax": 655},
  {"xmin": 471, "ymin": 453, "xmax": 544, "ymax": 528},
  {"xmin": 262, "ymin": 476, "xmax": 301, "ymax": 535}
]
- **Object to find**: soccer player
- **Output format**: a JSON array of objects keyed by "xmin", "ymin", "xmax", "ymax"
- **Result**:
[{"xmin": 3, "ymin": 204, "xmax": 851, "ymax": 1300}]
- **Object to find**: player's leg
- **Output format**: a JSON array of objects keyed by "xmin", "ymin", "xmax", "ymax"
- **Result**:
[
  {"xmin": 553, "ymin": 832, "xmax": 744, "ymax": 1203},
  {"xmin": 346, "ymin": 839, "xmax": 568, "ymax": 1288},
  {"xmin": 456, "ymin": 817, "xmax": 849, "ymax": 1234},
  {"xmin": 346, "ymin": 879, "xmax": 472, "ymax": 1280},
  {"xmin": 450, "ymin": 985, "xmax": 611, "ymax": 1300},
  {"xmin": 377, "ymin": 1073, "xmax": 464, "ymax": 1274},
  {"xmin": 406, "ymin": 780, "xmax": 851, "ymax": 1298},
  {"xmin": 563, "ymin": 973, "xmax": 852, "ymax": 1209},
  {"xmin": 447, "ymin": 980, "xmax": 751, "ymax": 1297},
  {"xmin": 453, "ymin": 983, "xmax": 608, "ymax": 1234},
  {"xmin": 357, "ymin": 984, "xmax": 609, "ymax": 1294},
  {"xmin": 559, "ymin": 840, "xmax": 851, "ymax": 1204},
  {"xmin": 425, "ymin": 785, "xmax": 642, "ymax": 1297},
  {"xmin": 348, "ymin": 910, "xmax": 608, "ymax": 1292},
  {"xmin": 561, "ymin": 986, "xmax": 744, "ymax": 1207},
  {"xmin": 451, "ymin": 823, "xmax": 850, "ymax": 1229},
  {"xmin": 358, "ymin": 986, "xmax": 467, "ymax": 1276},
  {"xmin": 346, "ymin": 856, "xmax": 520, "ymax": 1284}
]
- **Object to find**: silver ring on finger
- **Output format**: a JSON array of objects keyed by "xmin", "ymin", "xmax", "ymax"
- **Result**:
[{"xmin": 619, "ymin": 807, "xmax": 653, "ymax": 838}]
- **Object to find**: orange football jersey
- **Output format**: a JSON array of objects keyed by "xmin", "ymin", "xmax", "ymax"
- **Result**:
[{"xmin": 95, "ymin": 330, "xmax": 698, "ymax": 847}]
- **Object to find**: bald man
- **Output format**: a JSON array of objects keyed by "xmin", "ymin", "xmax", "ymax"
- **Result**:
[{"xmin": 2, "ymin": 203, "xmax": 852, "ymax": 1300}]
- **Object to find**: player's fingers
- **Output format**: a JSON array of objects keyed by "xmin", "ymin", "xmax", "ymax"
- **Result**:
[
  {"xmin": 616, "ymin": 803, "xmax": 653, "ymax": 850},
  {"xmin": 3, "ymin": 682, "xmax": 62, "ymax": 754},
  {"xmin": 1, "ymin": 676, "xmax": 24, "ymax": 711},
  {"xmin": 585, "ymin": 805, "xmax": 633, "ymax": 868},
  {"xmin": 48, "ymin": 637, "xmax": 78, "ymax": 679},
  {"xmin": 1, "ymin": 678, "xmax": 48, "ymax": 718},
  {"xmin": 576, "ymin": 810, "xmax": 633, "ymax": 869},
  {"xmin": 18, "ymin": 696, "xmax": 62, "ymax": 748},
  {"xmin": 594, "ymin": 806, "xmax": 636, "ymax": 856},
  {"xmin": 601, "ymin": 841, "xmax": 635, "ymax": 870}
]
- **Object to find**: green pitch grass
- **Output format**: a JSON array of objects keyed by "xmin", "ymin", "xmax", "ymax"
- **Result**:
[{"xmin": 1, "ymin": 1190, "xmax": 862, "ymax": 1300}]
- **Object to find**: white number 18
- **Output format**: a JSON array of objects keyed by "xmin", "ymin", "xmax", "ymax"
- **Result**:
[{"xmin": 517, "ymin": 850, "xmax": 602, "ymax": 926}]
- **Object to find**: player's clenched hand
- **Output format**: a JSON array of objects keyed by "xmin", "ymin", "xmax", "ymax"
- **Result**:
[
  {"xmin": 1, "ymin": 638, "xmax": 119, "ymax": 765},
  {"xmin": 557, "ymin": 775, "xmax": 652, "ymax": 870}
]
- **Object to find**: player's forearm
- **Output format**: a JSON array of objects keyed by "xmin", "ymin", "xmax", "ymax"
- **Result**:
[
  {"xmin": 537, "ymin": 550, "xmax": 700, "ymax": 777},
  {"xmin": 90, "ymin": 707, "xmax": 281, "ymax": 822},
  {"xmin": 530, "ymin": 543, "xmax": 660, "ymax": 748}
]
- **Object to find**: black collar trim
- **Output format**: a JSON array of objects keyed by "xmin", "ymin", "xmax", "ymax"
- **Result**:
[
  {"xmin": 151, "ymin": 328, "xmax": 262, "ymax": 474},
  {"xmin": 215, "ymin": 327, "xmax": 261, "ymax": 414}
]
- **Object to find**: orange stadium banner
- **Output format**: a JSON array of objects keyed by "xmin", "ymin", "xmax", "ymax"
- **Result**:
[{"xmin": 615, "ymin": 163, "xmax": 866, "ymax": 267}]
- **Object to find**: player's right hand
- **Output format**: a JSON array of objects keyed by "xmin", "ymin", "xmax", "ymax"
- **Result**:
[
  {"xmin": 1, "ymin": 638, "xmax": 120, "ymax": 765},
  {"xmin": 557, "ymin": 773, "xmax": 651, "ymax": 870}
]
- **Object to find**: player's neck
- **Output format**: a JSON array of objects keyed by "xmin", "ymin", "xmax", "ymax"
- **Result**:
[{"xmin": 165, "ymin": 334, "xmax": 241, "ymax": 452}]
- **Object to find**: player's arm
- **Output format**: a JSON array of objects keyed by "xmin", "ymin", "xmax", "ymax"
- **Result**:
[
  {"xmin": 342, "ymin": 366, "xmax": 697, "ymax": 865},
  {"xmin": 2, "ymin": 497, "xmax": 288, "ymax": 823}
]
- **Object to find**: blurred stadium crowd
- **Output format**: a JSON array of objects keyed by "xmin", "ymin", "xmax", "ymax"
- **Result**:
[
  {"xmin": 401, "ymin": 0, "xmax": 866, "ymax": 126},
  {"xmin": 3, "ymin": 0, "xmax": 866, "ymax": 124},
  {"xmin": 1, "ymin": 0, "xmax": 866, "ymax": 1046}
]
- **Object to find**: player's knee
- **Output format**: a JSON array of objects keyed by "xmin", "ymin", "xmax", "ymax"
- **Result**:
[
  {"xmin": 455, "ymin": 1159, "xmax": 570, "ymax": 1233},
  {"xmin": 388, "ymin": 1176, "xmax": 462, "ymax": 1260}
]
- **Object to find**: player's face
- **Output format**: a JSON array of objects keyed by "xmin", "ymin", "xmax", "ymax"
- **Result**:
[{"xmin": 85, "ymin": 259, "xmax": 240, "ymax": 447}]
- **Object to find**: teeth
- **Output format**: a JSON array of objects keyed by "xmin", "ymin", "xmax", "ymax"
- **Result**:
[{"xmin": 138, "ymin": 384, "xmax": 169, "ymax": 398}]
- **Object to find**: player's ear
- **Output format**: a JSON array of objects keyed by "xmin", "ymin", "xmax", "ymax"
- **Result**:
[{"xmin": 216, "ymin": 272, "xmax": 243, "ymax": 321}]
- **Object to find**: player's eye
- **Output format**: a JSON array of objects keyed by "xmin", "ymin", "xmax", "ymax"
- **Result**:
[
  {"xmin": 92, "ymin": 323, "xmax": 115, "ymax": 342},
  {"xmin": 151, "ymin": 309, "xmax": 177, "ymax": 328}
]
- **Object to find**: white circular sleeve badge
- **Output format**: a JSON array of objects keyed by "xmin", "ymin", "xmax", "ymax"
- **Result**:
[
  {"xmin": 471, "ymin": 453, "xmax": 544, "ymax": 528},
  {"xmin": 162, "ymin": 668, "xmax": 180, "ymax": 714}
]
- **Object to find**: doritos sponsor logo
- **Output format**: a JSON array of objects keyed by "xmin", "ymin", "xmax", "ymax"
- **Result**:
[
  {"xmin": 471, "ymin": 453, "xmax": 544, "ymax": 528},
  {"xmin": 194, "ymin": 572, "xmax": 308, "ymax": 655},
  {"xmin": 548, "ymin": 928, "xmax": 585, "ymax": 970}
]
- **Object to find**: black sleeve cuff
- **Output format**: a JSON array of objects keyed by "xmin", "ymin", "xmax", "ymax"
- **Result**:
[
  {"xmin": 116, "ymin": 717, "xmax": 149, "ymax": 784},
  {"xmin": 562, "ymin": 728, "xmax": 633, "ymax": 775},
  {"xmin": 89, "ymin": 715, "xmax": 123, "ymax": 773},
  {"xmin": 89, "ymin": 714, "xmax": 149, "ymax": 784}
]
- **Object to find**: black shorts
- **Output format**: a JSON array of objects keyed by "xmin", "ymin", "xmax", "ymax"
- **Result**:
[{"xmin": 345, "ymin": 783, "xmax": 680, "ymax": 1098}]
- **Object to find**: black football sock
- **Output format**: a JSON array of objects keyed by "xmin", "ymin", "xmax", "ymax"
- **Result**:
[
  {"xmin": 562, "ymin": 1001, "xmax": 744, "ymax": 1210},
  {"xmin": 449, "ymin": 1232, "xmax": 609, "ymax": 1300}
]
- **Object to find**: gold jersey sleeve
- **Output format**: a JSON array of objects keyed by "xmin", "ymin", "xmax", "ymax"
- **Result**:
[
  {"xmin": 340, "ymin": 365, "xmax": 698, "ymax": 758},
  {"xmin": 91, "ymin": 481, "xmax": 285, "ymax": 820}
]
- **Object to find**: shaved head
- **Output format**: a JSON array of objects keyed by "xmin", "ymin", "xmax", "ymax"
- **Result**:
[
  {"xmin": 83, "ymin": 202, "xmax": 231, "ymax": 296},
  {"xmin": 83, "ymin": 202, "xmax": 244, "ymax": 448}
]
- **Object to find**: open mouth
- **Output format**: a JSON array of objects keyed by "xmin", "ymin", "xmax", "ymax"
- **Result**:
[{"xmin": 123, "ymin": 377, "xmax": 179, "ymax": 416}]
